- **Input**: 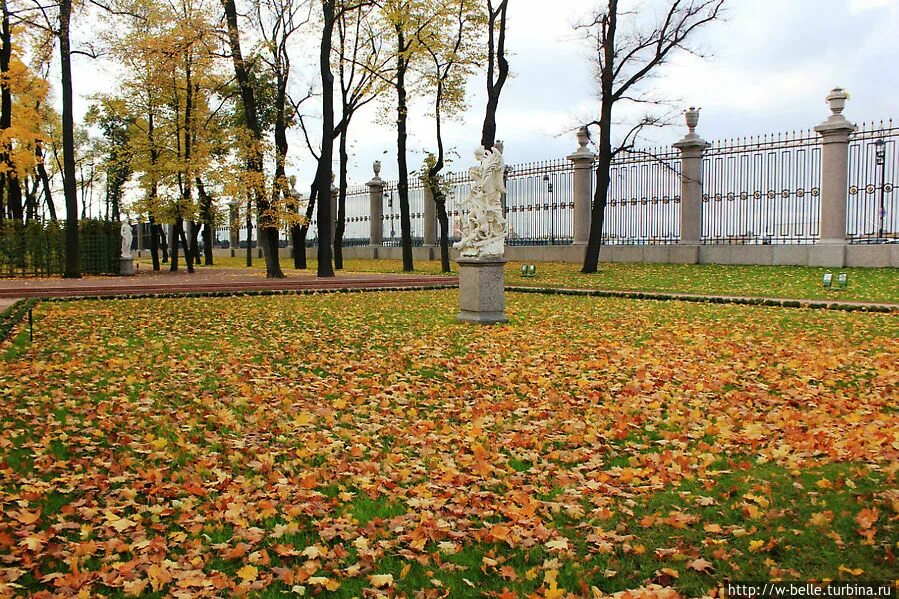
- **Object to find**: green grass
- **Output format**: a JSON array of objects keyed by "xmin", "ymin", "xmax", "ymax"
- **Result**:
[{"xmin": 137, "ymin": 255, "xmax": 899, "ymax": 303}]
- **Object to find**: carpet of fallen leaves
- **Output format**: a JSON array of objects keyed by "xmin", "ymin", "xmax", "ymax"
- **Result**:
[{"xmin": 0, "ymin": 291, "xmax": 897, "ymax": 598}]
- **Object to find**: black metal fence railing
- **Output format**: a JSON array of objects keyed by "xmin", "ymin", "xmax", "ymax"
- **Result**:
[
  {"xmin": 224, "ymin": 119, "xmax": 897, "ymax": 250},
  {"xmin": 702, "ymin": 130, "xmax": 822, "ymax": 245},
  {"xmin": 847, "ymin": 120, "xmax": 898, "ymax": 244},
  {"xmin": 605, "ymin": 148, "xmax": 681, "ymax": 245},
  {"xmin": 343, "ymin": 184, "xmax": 371, "ymax": 243}
]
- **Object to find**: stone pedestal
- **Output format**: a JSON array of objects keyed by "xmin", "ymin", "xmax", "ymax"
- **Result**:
[
  {"xmin": 120, "ymin": 255, "xmax": 135, "ymax": 276},
  {"xmin": 423, "ymin": 179, "xmax": 437, "ymax": 247},
  {"xmin": 457, "ymin": 257, "xmax": 507, "ymax": 324},
  {"xmin": 808, "ymin": 240, "xmax": 847, "ymax": 268}
]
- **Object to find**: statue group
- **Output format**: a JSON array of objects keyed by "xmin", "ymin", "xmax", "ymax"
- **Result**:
[{"xmin": 454, "ymin": 142, "xmax": 506, "ymax": 258}]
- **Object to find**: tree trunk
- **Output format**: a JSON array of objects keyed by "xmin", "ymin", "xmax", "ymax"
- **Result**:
[
  {"xmin": 196, "ymin": 177, "xmax": 214, "ymax": 265},
  {"xmin": 180, "ymin": 57, "xmax": 195, "ymax": 272},
  {"xmin": 222, "ymin": 0, "xmax": 283, "ymax": 278},
  {"xmin": 160, "ymin": 225, "xmax": 169, "ymax": 263},
  {"xmin": 149, "ymin": 217, "xmax": 160, "ymax": 271},
  {"xmin": 147, "ymin": 109, "xmax": 162, "ymax": 268},
  {"xmin": 395, "ymin": 26, "xmax": 413, "ymax": 272},
  {"xmin": 334, "ymin": 130, "xmax": 348, "ymax": 270},
  {"xmin": 293, "ymin": 184, "xmax": 317, "ymax": 270},
  {"xmin": 428, "ymin": 74, "xmax": 450, "ymax": 273},
  {"xmin": 0, "ymin": 0, "xmax": 22, "ymax": 223},
  {"xmin": 36, "ymin": 142, "xmax": 55, "ymax": 220},
  {"xmin": 582, "ymin": 1, "xmax": 617, "ymax": 274},
  {"xmin": 582, "ymin": 126, "xmax": 613, "ymax": 273},
  {"xmin": 179, "ymin": 223, "xmax": 194, "ymax": 274},
  {"xmin": 480, "ymin": 0, "xmax": 509, "ymax": 151},
  {"xmin": 245, "ymin": 198, "xmax": 252, "ymax": 267},
  {"xmin": 314, "ymin": 0, "xmax": 336, "ymax": 278},
  {"xmin": 189, "ymin": 221, "xmax": 200, "ymax": 268},
  {"xmin": 171, "ymin": 218, "xmax": 183, "ymax": 272},
  {"xmin": 60, "ymin": 0, "xmax": 79, "ymax": 277},
  {"xmin": 436, "ymin": 200, "xmax": 450, "ymax": 272}
]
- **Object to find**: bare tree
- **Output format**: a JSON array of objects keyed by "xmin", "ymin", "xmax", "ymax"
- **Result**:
[
  {"xmin": 418, "ymin": 0, "xmax": 482, "ymax": 272},
  {"xmin": 222, "ymin": 0, "xmax": 285, "ymax": 278},
  {"xmin": 581, "ymin": 0, "xmax": 725, "ymax": 274},
  {"xmin": 333, "ymin": 1, "xmax": 388, "ymax": 269},
  {"xmin": 255, "ymin": 0, "xmax": 312, "ymax": 269},
  {"xmin": 479, "ymin": 0, "xmax": 506, "ymax": 151}
]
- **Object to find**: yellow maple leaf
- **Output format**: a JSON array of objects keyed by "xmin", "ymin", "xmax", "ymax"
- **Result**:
[
  {"xmin": 545, "ymin": 538, "xmax": 569, "ymax": 552},
  {"xmin": 369, "ymin": 574, "xmax": 394, "ymax": 588},
  {"xmin": 236, "ymin": 565, "xmax": 258, "ymax": 583},
  {"xmin": 855, "ymin": 508, "xmax": 878, "ymax": 530},
  {"xmin": 809, "ymin": 512, "xmax": 832, "ymax": 527}
]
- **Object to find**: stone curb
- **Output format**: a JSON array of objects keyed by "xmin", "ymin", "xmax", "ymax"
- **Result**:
[
  {"xmin": 4, "ymin": 284, "xmax": 895, "ymax": 345},
  {"xmin": 506, "ymin": 286, "xmax": 899, "ymax": 313}
]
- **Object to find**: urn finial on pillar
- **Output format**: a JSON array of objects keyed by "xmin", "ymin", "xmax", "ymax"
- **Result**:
[
  {"xmin": 576, "ymin": 126, "xmax": 590, "ymax": 152},
  {"xmin": 685, "ymin": 107, "xmax": 700, "ymax": 134},
  {"xmin": 373, "ymin": 160, "xmax": 382, "ymax": 178},
  {"xmin": 826, "ymin": 88, "xmax": 849, "ymax": 116}
]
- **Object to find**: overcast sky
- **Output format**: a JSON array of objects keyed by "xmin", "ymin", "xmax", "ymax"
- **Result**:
[{"xmin": 71, "ymin": 0, "xmax": 899, "ymax": 196}]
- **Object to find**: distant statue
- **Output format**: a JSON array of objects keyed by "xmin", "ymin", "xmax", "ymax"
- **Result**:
[
  {"xmin": 454, "ymin": 142, "xmax": 506, "ymax": 258},
  {"xmin": 120, "ymin": 221, "xmax": 133, "ymax": 258}
]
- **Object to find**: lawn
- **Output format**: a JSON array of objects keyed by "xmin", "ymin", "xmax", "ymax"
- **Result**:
[
  {"xmin": 144, "ymin": 255, "xmax": 899, "ymax": 304},
  {"xmin": 0, "ymin": 291, "xmax": 897, "ymax": 597}
]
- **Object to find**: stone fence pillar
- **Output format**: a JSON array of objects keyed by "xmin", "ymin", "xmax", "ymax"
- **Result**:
[
  {"xmin": 367, "ymin": 161, "xmax": 385, "ymax": 246},
  {"xmin": 567, "ymin": 126, "xmax": 594, "ymax": 245},
  {"xmin": 423, "ymin": 177, "xmax": 436, "ymax": 247},
  {"xmin": 812, "ymin": 88, "xmax": 855, "ymax": 267},
  {"xmin": 673, "ymin": 108, "xmax": 708, "ymax": 253}
]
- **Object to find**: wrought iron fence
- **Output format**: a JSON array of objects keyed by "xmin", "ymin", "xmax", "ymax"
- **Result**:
[
  {"xmin": 702, "ymin": 130, "xmax": 822, "ymax": 244},
  {"xmin": 847, "ymin": 120, "xmax": 898, "ymax": 244},
  {"xmin": 224, "ymin": 118, "xmax": 896, "ymax": 251},
  {"xmin": 343, "ymin": 184, "xmax": 371, "ymax": 245},
  {"xmin": 604, "ymin": 148, "xmax": 681, "ymax": 245}
]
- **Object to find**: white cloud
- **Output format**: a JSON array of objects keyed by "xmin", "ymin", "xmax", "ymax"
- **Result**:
[{"xmin": 849, "ymin": 0, "xmax": 895, "ymax": 14}]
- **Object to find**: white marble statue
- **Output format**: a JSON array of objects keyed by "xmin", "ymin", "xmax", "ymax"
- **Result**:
[
  {"xmin": 121, "ymin": 221, "xmax": 133, "ymax": 258},
  {"xmin": 454, "ymin": 142, "xmax": 506, "ymax": 258}
]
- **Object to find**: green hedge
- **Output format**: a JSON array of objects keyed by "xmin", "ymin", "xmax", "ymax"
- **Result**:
[{"xmin": 0, "ymin": 220, "xmax": 121, "ymax": 277}]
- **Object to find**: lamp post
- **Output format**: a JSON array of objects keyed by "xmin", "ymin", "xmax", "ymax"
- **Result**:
[
  {"xmin": 875, "ymin": 139, "xmax": 886, "ymax": 239},
  {"xmin": 543, "ymin": 174, "xmax": 555, "ymax": 243}
]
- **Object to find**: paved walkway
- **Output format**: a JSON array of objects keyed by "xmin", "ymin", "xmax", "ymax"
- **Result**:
[{"xmin": 0, "ymin": 268, "xmax": 458, "ymax": 302}]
